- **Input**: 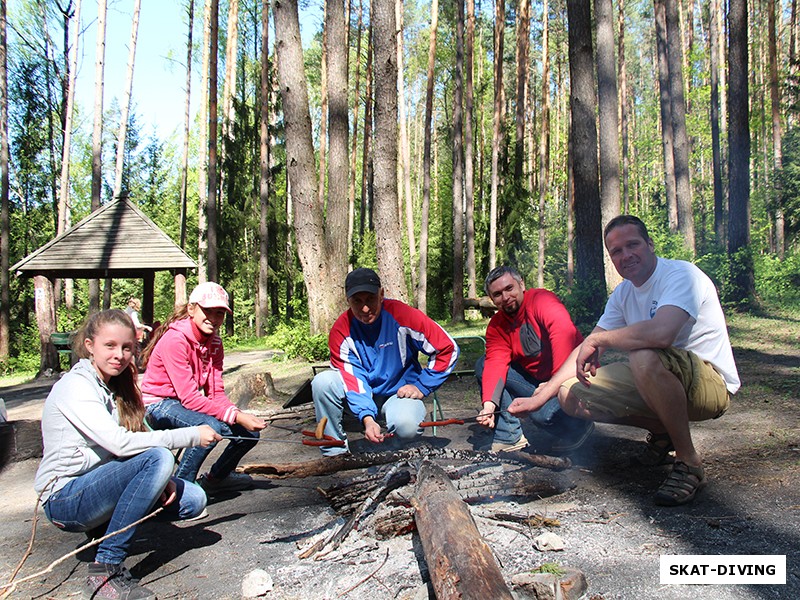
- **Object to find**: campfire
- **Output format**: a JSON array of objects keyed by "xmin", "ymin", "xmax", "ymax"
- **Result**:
[{"xmin": 240, "ymin": 418, "xmax": 574, "ymax": 599}]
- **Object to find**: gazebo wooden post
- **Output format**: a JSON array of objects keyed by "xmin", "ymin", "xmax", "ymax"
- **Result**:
[
  {"xmin": 174, "ymin": 270, "xmax": 187, "ymax": 308},
  {"xmin": 142, "ymin": 273, "xmax": 155, "ymax": 325}
]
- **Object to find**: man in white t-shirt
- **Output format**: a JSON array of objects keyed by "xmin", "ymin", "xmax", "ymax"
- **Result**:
[{"xmin": 508, "ymin": 215, "xmax": 739, "ymax": 506}]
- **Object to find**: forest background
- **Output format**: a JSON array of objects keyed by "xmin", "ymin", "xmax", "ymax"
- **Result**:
[{"xmin": 0, "ymin": 0, "xmax": 798, "ymax": 377}]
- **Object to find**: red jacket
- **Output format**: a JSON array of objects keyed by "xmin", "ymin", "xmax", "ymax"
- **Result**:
[
  {"xmin": 482, "ymin": 288, "xmax": 582, "ymax": 404},
  {"xmin": 141, "ymin": 317, "xmax": 238, "ymax": 424}
]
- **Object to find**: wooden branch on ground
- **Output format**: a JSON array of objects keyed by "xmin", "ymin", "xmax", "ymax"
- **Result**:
[
  {"xmin": 411, "ymin": 461, "xmax": 514, "ymax": 600},
  {"xmin": 240, "ymin": 446, "xmax": 571, "ymax": 479},
  {"xmin": 302, "ymin": 464, "xmax": 412, "ymax": 559}
]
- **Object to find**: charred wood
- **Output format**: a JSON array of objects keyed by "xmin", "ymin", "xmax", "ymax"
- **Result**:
[{"xmin": 240, "ymin": 446, "xmax": 571, "ymax": 479}]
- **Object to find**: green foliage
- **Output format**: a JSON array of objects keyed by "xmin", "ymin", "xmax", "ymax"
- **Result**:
[
  {"xmin": 265, "ymin": 321, "xmax": 328, "ymax": 362},
  {"xmin": 531, "ymin": 563, "xmax": 566, "ymax": 577},
  {"xmin": 753, "ymin": 253, "xmax": 800, "ymax": 305},
  {"xmin": 562, "ymin": 278, "xmax": 607, "ymax": 333},
  {"xmin": 778, "ymin": 126, "xmax": 800, "ymax": 240}
]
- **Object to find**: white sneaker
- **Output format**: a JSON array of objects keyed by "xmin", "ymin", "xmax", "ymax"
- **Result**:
[
  {"xmin": 183, "ymin": 508, "xmax": 209, "ymax": 523},
  {"xmin": 197, "ymin": 472, "xmax": 254, "ymax": 494},
  {"xmin": 491, "ymin": 433, "xmax": 529, "ymax": 453}
]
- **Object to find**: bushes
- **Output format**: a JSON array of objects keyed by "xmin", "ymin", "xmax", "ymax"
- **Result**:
[{"xmin": 264, "ymin": 321, "xmax": 328, "ymax": 362}]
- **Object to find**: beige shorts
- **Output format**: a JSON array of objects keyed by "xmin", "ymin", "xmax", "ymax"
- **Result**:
[{"xmin": 560, "ymin": 347, "xmax": 730, "ymax": 421}]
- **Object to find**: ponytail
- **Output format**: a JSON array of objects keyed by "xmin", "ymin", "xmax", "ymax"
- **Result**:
[{"xmin": 139, "ymin": 304, "xmax": 190, "ymax": 369}]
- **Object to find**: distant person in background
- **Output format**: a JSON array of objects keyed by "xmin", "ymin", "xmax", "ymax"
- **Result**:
[
  {"xmin": 124, "ymin": 297, "xmax": 151, "ymax": 343},
  {"xmin": 35, "ymin": 309, "xmax": 219, "ymax": 600},
  {"xmin": 140, "ymin": 282, "xmax": 266, "ymax": 495}
]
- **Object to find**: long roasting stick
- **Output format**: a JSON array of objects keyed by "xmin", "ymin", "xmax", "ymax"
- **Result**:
[{"xmin": 419, "ymin": 409, "xmax": 514, "ymax": 428}]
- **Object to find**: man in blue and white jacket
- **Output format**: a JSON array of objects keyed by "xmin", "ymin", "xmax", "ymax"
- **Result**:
[{"xmin": 312, "ymin": 268, "xmax": 460, "ymax": 456}]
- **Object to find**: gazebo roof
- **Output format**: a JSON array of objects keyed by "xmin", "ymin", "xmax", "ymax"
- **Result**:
[{"xmin": 11, "ymin": 198, "xmax": 197, "ymax": 279}]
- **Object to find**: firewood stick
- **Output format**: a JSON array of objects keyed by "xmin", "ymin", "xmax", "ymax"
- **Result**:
[{"xmin": 307, "ymin": 464, "xmax": 411, "ymax": 560}]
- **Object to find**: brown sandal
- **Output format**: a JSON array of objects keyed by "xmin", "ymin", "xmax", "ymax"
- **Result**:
[
  {"xmin": 654, "ymin": 461, "xmax": 707, "ymax": 506},
  {"xmin": 636, "ymin": 432, "xmax": 675, "ymax": 466}
]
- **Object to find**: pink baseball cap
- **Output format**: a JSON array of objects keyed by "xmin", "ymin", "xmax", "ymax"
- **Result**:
[{"xmin": 189, "ymin": 282, "xmax": 232, "ymax": 313}]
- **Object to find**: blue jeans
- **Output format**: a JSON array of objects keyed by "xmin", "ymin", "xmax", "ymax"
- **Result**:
[
  {"xmin": 312, "ymin": 370, "xmax": 427, "ymax": 456},
  {"xmin": 474, "ymin": 356, "xmax": 585, "ymax": 444},
  {"xmin": 145, "ymin": 399, "xmax": 259, "ymax": 482},
  {"xmin": 43, "ymin": 447, "xmax": 207, "ymax": 565}
]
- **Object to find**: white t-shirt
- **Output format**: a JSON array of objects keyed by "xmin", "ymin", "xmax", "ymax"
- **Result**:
[{"xmin": 598, "ymin": 257, "xmax": 740, "ymax": 394}]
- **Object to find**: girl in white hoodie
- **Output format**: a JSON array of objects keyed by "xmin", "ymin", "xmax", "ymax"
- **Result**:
[{"xmin": 35, "ymin": 309, "xmax": 219, "ymax": 600}]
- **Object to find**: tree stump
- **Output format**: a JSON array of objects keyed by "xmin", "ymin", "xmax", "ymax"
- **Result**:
[{"xmin": 411, "ymin": 461, "xmax": 514, "ymax": 600}]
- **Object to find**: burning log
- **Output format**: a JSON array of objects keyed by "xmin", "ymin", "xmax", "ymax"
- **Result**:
[
  {"xmin": 239, "ymin": 446, "xmax": 571, "ymax": 479},
  {"xmin": 411, "ymin": 461, "xmax": 514, "ymax": 600}
]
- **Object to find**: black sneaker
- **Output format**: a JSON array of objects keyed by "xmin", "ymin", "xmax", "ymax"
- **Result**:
[{"xmin": 85, "ymin": 562, "xmax": 156, "ymax": 600}]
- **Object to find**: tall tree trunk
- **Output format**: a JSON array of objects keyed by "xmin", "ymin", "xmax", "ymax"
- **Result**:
[
  {"xmin": 654, "ymin": 0, "xmax": 678, "ymax": 231},
  {"xmin": 57, "ymin": 0, "xmax": 80, "ymax": 236},
  {"xmin": 359, "ymin": 28, "xmax": 374, "ymax": 239},
  {"xmin": 537, "ymin": 0, "xmax": 550, "ymax": 288},
  {"xmin": 317, "ymin": 14, "xmax": 328, "ymax": 212},
  {"xmin": 218, "ymin": 0, "xmax": 239, "ymax": 211},
  {"xmin": 397, "ymin": 0, "xmax": 416, "ymax": 295},
  {"xmin": 452, "ymin": 0, "xmax": 465, "ymax": 322},
  {"xmin": 465, "ymin": 0, "xmax": 476, "ymax": 298},
  {"xmin": 371, "ymin": 0, "xmax": 406, "ymax": 299},
  {"xmin": 513, "ymin": 0, "xmax": 530, "ymax": 184},
  {"xmin": 416, "ymin": 0, "xmax": 438, "ymax": 311},
  {"xmin": 257, "ymin": 0, "xmax": 270, "ymax": 337},
  {"xmin": 595, "ymin": 0, "xmax": 621, "ymax": 291},
  {"xmin": 57, "ymin": 0, "xmax": 81, "ymax": 311},
  {"xmin": 768, "ymin": 0, "xmax": 784, "ymax": 258},
  {"xmin": 665, "ymin": 0, "xmax": 694, "ymax": 254},
  {"xmin": 618, "ymin": 0, "xmax": 630, "ymax": 213},
  {"xmin": 34, "ymin": 276, "xmax": 59, "ymax": 375},
  {"xmin": 274, "ymin": 0, "xmax": 344, "ymax": 333},
  {"xmin": 179, "ymin": 0, "xmax": 194, "ymax": 249},
  {"xmin": 348, "ymin": 0, "xmax": 365, "ymax": 266},
  {"xmin": 326, "ymin": 0, "xmax": 349, "ymax": 292},
  {"xmin": 0, "ymin": 0, "xmax": 8, "ymax": 358},
  {"xmin": 197, "ymin": 0, "xmax": 212, "ymax": 282},
  {"xmin": 206, "ymin": 0, "xmax": 219, "ymax": 282},
  {"xmin": 89, "ymin": 0, "xmax": 107, "ymax": 313},
  {"xmin": 112, "ymin": 0, "xmax": 141, "ymax": 199},
  {"xmin": 727, "ymin": 0, "xmax": 753, "ymax": 304},
  {"xmin": 709, "ymin": 0, "xmax": 724, "ymax": 245},
  {"xmin": 567, "ymin": 0, "xmax": 606, "ymax": 317},
  {"xmin": 488, "ymin": 0, "xmax": 505, "ymax": 270},
  {"xmin": 594, "ymin": 0, "xmax": 621, "ymax": 291}
]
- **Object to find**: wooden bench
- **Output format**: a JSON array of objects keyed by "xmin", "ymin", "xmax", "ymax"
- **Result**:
[{"xmin": 50, "ymin": 331, "xmax": 76, "ymax": 367}]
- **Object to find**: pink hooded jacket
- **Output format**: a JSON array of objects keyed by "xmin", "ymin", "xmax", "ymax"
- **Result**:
[{"xmin": 141, "ymin": 317, "xmax": 239, "ymax": 424}]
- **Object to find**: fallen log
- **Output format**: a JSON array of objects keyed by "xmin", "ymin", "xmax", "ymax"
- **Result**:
[
  {"xmin": 411, "ymin": 461, "xmax": 514, "ymax": 600},
  {"xmin": 239, "ymin": 446, "xmax": 571, "ymax": 479}
]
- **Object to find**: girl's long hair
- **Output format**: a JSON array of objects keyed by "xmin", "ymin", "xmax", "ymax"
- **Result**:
[
  {"xmin": 73, "ymin": 309, "xmax": 146, "ymax": 432},
  {"xmin": 139, "ymin": 304, "xmax": 190, "ymax": 370}
]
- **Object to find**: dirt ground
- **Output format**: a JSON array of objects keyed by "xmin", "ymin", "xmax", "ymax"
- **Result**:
[{"xmin": 0, "ymin": 312, "xmax": 798, "ymax": 599}]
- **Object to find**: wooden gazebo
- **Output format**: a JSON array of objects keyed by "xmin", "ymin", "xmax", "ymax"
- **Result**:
[{"xmin": 11, "ymin": 198, "xmax": 197, "ymax": 368}]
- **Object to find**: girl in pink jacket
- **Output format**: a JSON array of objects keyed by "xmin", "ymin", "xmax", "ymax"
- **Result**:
[{"xmin": 141, "ymin": 282, "xmax": 266, "ymax": 495}]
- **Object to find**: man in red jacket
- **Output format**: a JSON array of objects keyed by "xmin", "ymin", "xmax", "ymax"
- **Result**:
[{"xmin": 475, "ymin": 266, "xmax": 594, "ymax": 453}]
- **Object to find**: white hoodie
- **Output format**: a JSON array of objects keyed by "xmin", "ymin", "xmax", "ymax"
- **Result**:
[{"xmin": 34, "ymin": 359, "xmax": 201, "ymax": 502}]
